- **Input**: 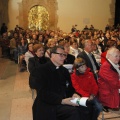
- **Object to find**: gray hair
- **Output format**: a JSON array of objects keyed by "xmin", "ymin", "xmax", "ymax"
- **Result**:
[
  {"xmin": 83, "ymin": 39, "xmax": 92, "ymax": 48},
  {"xmin": 106, "ymin": 47, "xmax": 119, "ymax": 59}
]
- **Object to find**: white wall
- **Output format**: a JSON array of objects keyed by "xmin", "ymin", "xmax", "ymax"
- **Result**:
[
  {"xmin": 57, "ymin": 0, "xmax": 114, "ymax": 32},
  {"xmin": 8, "ymin": 0, "xmax": 114, "ymax": 32}
]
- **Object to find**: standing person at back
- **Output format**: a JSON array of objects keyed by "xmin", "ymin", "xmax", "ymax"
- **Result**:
[
  {"xmin": 77, "ymin": 39, "xmax": 99, "ymax": 80},
  {"xmin": 31, "ymin": 46, "xmax": 92, "ymax": 120},
  {"xmin": 0, "ymin": 23, "xmax": 7, "ymax": 35}
]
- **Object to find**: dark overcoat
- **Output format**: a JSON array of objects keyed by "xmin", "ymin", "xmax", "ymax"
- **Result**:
[
  {"xmin": 28, "ymin": 55, "xmax": 49, "ymax": 89},
  {"xmin": 77, "ymin": 51, "xmax": 99, "ymax": 72},
  {"xmin": 31, "ymin": 61, "xmax": 75, "ymax": 120}
]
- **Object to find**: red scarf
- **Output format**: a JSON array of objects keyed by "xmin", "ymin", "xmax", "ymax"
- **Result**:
[{"xmin": 29, "ymin": 50, "xmax": 35, "ymax": 56}]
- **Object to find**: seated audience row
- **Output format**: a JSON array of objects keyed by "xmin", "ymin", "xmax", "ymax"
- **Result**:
[
  {"xmin": 29, "ymin": 46, "xmax": 101, "ymax": 120},
  {"xmin": 28, "ymin": 45, "xmax": 120, "ymax": 120}
]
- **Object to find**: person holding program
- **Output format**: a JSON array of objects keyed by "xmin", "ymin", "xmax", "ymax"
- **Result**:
[{"xmin": 71, "ymin": 57, "xmax": 103, "ymax": 120}]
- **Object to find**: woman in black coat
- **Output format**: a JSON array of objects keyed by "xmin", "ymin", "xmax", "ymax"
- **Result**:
[{"xmin": 28, "ymin": 43, "xmax": 49, "ymax": 90}]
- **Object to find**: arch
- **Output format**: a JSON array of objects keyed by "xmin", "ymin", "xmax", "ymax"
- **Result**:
[{"xmin": 18, "ymin": 0, "xmax": 58, "ymax": 30}]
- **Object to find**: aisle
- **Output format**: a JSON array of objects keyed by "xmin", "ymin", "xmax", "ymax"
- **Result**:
[{"xmin": 0, "ymin": 58, "xmax": 33, "ymax": 120}]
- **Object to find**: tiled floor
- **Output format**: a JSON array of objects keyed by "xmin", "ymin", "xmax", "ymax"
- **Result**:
[{"xmin": 0, "ymin": 58, "xmax": 120, "ymax": 120}]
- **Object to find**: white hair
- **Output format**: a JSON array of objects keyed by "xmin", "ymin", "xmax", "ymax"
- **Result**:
[{"xmin": 106, "ymin": 47, "xmax": 119, "ymax": 59}]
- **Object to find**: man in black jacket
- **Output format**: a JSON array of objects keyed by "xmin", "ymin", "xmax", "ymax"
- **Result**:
[{"xmin": 31, "ymin": 46, "xmax": 83, "ymax": 120}]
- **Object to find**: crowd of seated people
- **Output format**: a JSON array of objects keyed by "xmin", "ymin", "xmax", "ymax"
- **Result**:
[
  {"xmin": 0, "ymin": 24, "xmax": 119, "ymax": 60},
  {"xmin": 0, "ymin": 24, "xmax": 120, "ymax": 119}
]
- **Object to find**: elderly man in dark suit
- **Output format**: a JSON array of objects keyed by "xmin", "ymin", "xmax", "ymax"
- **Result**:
[{"xmin": 77, "ymin": 39, "xmax": 99, "ymax": 80}]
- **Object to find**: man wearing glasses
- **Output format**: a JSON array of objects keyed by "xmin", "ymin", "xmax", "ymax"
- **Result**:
[{"xmin": 31, "ymin": 46, "xmax": 83, "ymax": 120}]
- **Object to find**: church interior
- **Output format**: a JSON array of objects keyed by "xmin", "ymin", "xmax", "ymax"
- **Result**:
[{"xmin": 0, "ymin": 0, "xmax": 120, "ymax": 120}]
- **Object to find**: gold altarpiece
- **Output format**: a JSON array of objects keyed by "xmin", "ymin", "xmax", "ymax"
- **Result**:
[
  {"xmin": 28, "ymin": 5, "xmax": 49, "ymax": 30},
  {"xmin": 18, "ymin": 0, "xmax": 58, "ymax": 30}
]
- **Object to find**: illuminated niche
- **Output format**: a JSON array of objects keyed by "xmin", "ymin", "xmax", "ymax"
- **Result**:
[{"xmin": 28, "ymin": 5, "xmax": 49, "ymax": 30}]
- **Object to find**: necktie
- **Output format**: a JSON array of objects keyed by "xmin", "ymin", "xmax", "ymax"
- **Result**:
[{"xmin": 88, "ymin": 53, "xmax": 97, "ymax": 72}]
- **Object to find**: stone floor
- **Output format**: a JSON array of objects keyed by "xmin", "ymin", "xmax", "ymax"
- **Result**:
[
  {"xmin": 0, "ymin": 58, "xmax": 120, "ymax": 120},
  {"xmin": 0, "ymin": 58, "xmax": 33, "ymax": 120}
]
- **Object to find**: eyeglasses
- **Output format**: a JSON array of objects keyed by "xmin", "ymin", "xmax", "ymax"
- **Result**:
[
  {"xmin": 53, "ymin": 52, "xmax": 67, "ymax": 58},
  {"xmin": 77, "ymin": 63, "xmax": 85, "ymax": 68}
]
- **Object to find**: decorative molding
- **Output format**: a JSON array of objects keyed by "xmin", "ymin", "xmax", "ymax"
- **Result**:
[{"xmin": 18, "ymin": 0, "xmax": 58, "ymax": 30}]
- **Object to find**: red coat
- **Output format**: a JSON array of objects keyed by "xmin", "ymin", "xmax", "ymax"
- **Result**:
[
  {"xmin": 101, "ymin": 51, "xmax": 107, "ymax": 64},
  {"xmin": 98, "ymin": 61, "xmax": 120, "ymax": 108},
  {"xmin": 71, "ymin": 68, "xmax": 98, "ymax": 97}
]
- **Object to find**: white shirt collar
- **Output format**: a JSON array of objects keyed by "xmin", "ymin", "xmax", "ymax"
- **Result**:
[
  {"xmin": 56, "ymin": 66, "xmax": 59, "ymax": 69},
  {"xmin": 84, "ymin": 50, "xmax": 90, "ymax": 55}
]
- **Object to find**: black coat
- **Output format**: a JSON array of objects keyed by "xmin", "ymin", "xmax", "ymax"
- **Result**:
[
  {"xmin": 64, "ymin": 54, "xmax": 75, "ymax": 64},
  {"xmin": 31, "ymin": 61, "xmax": 75, "ymax": 120},
  {"xmin": 77, "ymin": 51, "xmax": 99, "ymax": 73},
  {"xmin": 28, "ymin": 55, "xmax": 49, "ymax": 89}
]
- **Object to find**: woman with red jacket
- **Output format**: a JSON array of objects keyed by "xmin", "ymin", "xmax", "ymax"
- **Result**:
[
  {"xmin": 71, "ymin": 57, "xmax": 103, "ymax": 120},
  {"xmin": 98, "ymin": 47, "xmax": 120, "ymax": 110}
]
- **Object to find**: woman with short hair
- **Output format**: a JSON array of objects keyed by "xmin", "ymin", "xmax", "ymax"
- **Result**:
[{"xmin": 28, "ymin": 43, "xmax": 49, "ymax": 90}]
